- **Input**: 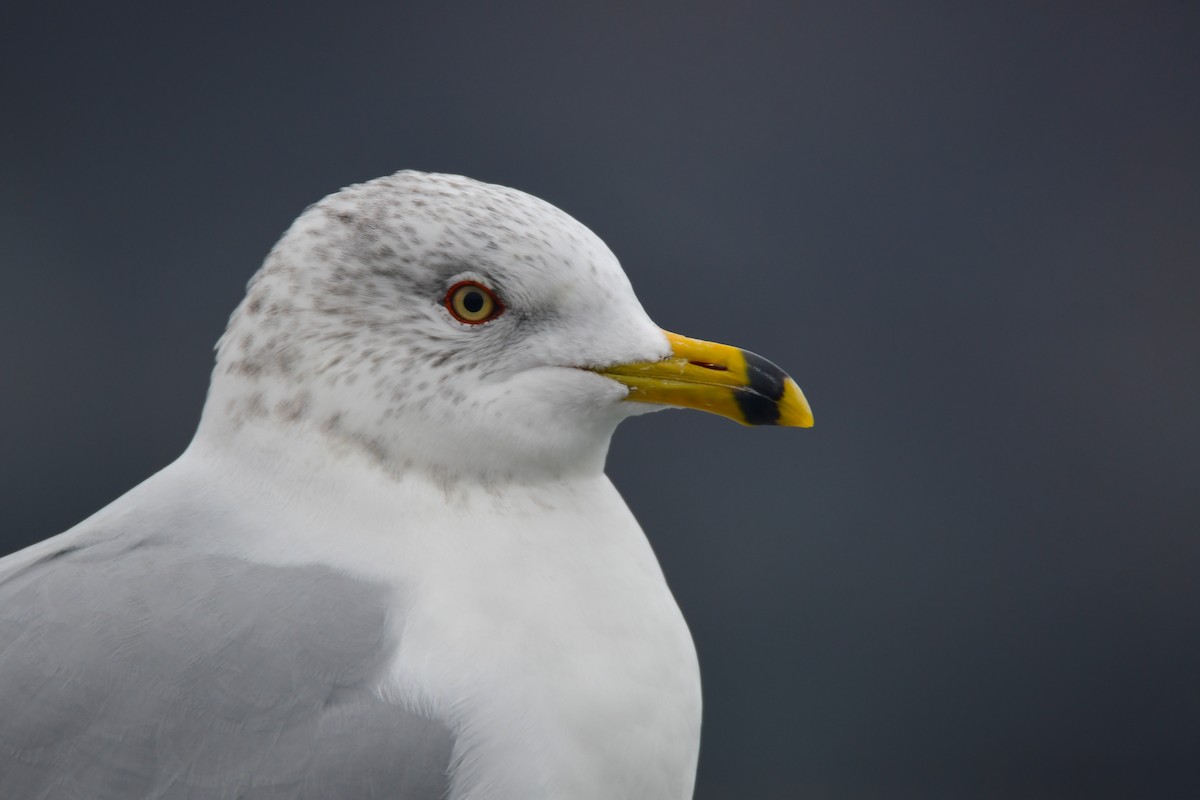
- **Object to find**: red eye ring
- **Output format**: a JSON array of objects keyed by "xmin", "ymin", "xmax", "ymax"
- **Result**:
[{"xmin": 444, "ymin": 280, "xmax": 504, "ymax": 325}]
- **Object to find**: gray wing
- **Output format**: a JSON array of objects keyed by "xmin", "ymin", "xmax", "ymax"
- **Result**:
[{"xmin": 0, "ymin": 534, "xmax": 453, "ymax": 799}]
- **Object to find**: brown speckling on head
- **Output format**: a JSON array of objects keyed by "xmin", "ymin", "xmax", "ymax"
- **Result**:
[
  {"xmin": 275, "ymin": 392, "xmax": 311, "ymax": 422},
  {"xmin": 200, "ymin": 170, "xmax": 668, "ymax": 480}
]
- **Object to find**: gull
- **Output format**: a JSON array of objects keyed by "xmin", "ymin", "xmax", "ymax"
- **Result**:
[{"xmin": 0, "ymin": 171, "xmax": 812, "ymax": 799}]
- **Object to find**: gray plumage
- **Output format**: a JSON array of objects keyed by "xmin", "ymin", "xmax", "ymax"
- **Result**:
[{"xmin": 0, "ymin": 533, "xmax": 452, "ymax": 798}]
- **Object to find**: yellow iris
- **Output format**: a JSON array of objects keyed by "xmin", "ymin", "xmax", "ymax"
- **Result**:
[{"xmin": 446, "ymin": 282, "xmax": 501, "ymax": 324}]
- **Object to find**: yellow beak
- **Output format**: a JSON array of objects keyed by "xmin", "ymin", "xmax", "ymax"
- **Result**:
[{"xmin": 595, "ymin": 331, "xmax": 813, "ymax": 427}]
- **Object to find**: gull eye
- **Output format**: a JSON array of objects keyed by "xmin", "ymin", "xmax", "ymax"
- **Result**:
[{"xmin": 445, "ymin": 281, "xmax": 503, "ymax": 324}]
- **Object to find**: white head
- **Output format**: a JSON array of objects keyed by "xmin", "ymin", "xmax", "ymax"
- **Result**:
[{"xmin": 200, "ymin": 171, "xmax": 670, "ymax": 481}]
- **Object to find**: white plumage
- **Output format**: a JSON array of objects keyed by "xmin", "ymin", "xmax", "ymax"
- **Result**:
[{"xmin": 1, "ymin": 172, "xmax": 705, "ymax": 798}]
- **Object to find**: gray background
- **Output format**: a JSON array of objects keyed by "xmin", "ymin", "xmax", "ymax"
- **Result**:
[{"xmin": 2, "ymin": 3, "xmax": 1198, "ymax": 798}]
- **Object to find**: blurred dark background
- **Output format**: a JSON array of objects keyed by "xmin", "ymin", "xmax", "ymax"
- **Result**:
[{"xmin": 2, "ymin": 3, "xmax": 1198, "ymax": 797}]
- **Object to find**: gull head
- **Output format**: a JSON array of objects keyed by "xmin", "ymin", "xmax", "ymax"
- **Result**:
[{"xmin": 201, "ymin": 171, "xmax": 811, "ymax": 481}]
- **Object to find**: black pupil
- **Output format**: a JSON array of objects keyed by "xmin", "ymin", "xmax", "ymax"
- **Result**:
[{"xmin": 462, "ymin": 290, "xmax": 485, "ymax": 314}]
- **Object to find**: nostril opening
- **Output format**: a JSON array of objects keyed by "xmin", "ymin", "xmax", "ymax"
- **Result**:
[{"xmin": 689, "ymin": 360, "xmax": 728, "ymax": 371}]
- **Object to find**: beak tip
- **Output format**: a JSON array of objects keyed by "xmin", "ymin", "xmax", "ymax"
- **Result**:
[{"xmin": 778, "ymin": 380, "xmax": 814, "ymax": 428}]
